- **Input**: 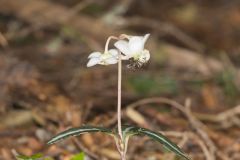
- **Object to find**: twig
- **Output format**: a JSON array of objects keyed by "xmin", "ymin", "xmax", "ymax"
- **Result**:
[
  {"xmin": 217, "ymin": 105, "xmax": 240, "ymax": 121},
  {"xmin": 175, "ymin": 105, "xmax": 240, "ymax": 128},
  {"xmin": 189, "ymin": 133, "xmax": 212, "ymax": 160},
  {"xmin": 126, "ymin": 97, "xmax": 232, "ymax": 160},
  {"xmin": 183, "ymin": 98, "xmax": 217, "ymax": 160}
]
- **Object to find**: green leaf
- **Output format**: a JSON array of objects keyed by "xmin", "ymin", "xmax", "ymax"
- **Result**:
[
  {"xmin": 71, "ymin": 152, "xmax": 85, "ymax": 160},
  {"xmin": 16, "ymin": 153, "xmax": 43, "ymax": 160},
  {"xmin": 121, "ymin": 126, "xmax": 190, "ymax": 160},
  {"xmin": 47, "ymin": 125, "xmax": 113, "ymax": 144},
  {"xmin": 121, "ymin": 125, "xmax": 139, "ymax": 140},
  {"xmin": 43, "ymin": 158, "xmax": 54, "ymax": 160}
]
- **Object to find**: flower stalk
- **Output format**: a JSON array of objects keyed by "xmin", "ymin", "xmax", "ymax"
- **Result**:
[{"xmin": 117, "ymin": 50, "xmax": 123, "ymax": 141}]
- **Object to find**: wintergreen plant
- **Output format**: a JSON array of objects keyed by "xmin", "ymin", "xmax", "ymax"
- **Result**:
[{"xmin": 48, "ymin": 34, "xmax": 190, "ymax": 160}]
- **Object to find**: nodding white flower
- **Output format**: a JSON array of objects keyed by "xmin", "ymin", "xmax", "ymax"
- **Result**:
[
  {"xmin": 87, "ymin": 49, "xmax": 118, "ymax": 67},
  {"xmin": 114, "ymin": 34, "xmax": 150, "ymax": 65}
]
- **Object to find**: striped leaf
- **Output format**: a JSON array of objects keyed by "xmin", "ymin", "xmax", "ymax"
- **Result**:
[
  {"xmin": 121, "ymin": 126, "xmax": 190, "ymax": 160},
  {"xmin": 121, "ymin": 125, "xmax": 139, "ymax": 140},
  {"xmin": 48, "ymin": 126, "xmax": 113, "ymax": 145}
]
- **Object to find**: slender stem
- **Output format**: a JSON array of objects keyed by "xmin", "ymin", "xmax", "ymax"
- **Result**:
[
  {"xmin": 122, "ymin": 153, "xmax": 126, "ymax": 160},
  {"xmin": 104, "ymin": 36, "xmax": 118, "ymax": 53},
  {"xmin": 118, "ymin": 51, "xmax": 125, "ymax": 160},
  {"xmin": 119, "ymin": 34, "xmax": 131, "ymax": 40},
  {"xmin": 117, "ymin": 51, "xmax": 123, "ymax": 140},
  {"xmin": 105, "ymin": 35, "xmax": 125, "ymax": 160}
]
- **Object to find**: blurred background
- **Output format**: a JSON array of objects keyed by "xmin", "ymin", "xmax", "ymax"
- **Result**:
[{"xmin": 0, "ymin": 0, "xmax": 240, "ymax": 159}]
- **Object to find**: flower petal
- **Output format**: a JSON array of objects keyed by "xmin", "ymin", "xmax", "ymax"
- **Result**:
[
  {"xmin": 114, "ymin": 40, "xmax": 131, "ymax": 56},
  {"xmin": 87, "ymin": 57, "xmax": 101, "ymax": 67},
  {"xmin": 129, "ymin": 36, "xmax": 144, "ymax": 53},
  {"xmin": 108, "ymin": 49, "xmax": 118, "ymax": 57},
  {"xmin": 142, "ymin": 34, "xmax": 150, "ymax": 44},
  {"xmin": 121, "ymin": 55, "xmax": 130, "ymax": 60},
  {"xmin": 88, "ymin": 52, "xmax": 102, "ymax": 58},
  {"xmin": 105, "ymin": 57, "xmax": 118, "ymax": 65}
]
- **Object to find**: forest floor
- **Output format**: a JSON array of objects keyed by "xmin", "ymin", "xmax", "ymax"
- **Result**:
[{"xmin": 0, "ymin": 0, "xmax": 240, "ymax": 160}]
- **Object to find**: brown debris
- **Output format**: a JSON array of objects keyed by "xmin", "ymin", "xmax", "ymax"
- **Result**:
[
  {"xmin": 0, "ymin": 0, "xmax": 239, "ymax": 159},
  {"xmin": 0, "ymin": 0, "xmax": 116, "ymax": 42}
]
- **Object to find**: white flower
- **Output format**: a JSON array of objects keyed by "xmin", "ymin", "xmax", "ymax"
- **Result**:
[
  {"xmin": 114, "ymin": 34, "xmax": 150, "ymax": 64},
  {"xmin": 87, "ymin": 49, "xmax": 118, "ymax": 67}
]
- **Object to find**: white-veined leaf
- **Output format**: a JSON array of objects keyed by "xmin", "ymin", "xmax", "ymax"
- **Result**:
[
  {"xmin": 48, "ymin": 126, "xmax": 113, "ymax": 145},
  {"xmin": 121, "ymin": 126, "xmax": 190, "ymax": 160}
]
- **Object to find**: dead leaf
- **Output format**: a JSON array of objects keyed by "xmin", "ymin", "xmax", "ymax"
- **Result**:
[
  {"xmin": 0, "ymin": 111, "xmax": 33, "ymax": 129},
  {"xmin": 126, "ymin": 107, "xmax": 148, "ymax": 127}
]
